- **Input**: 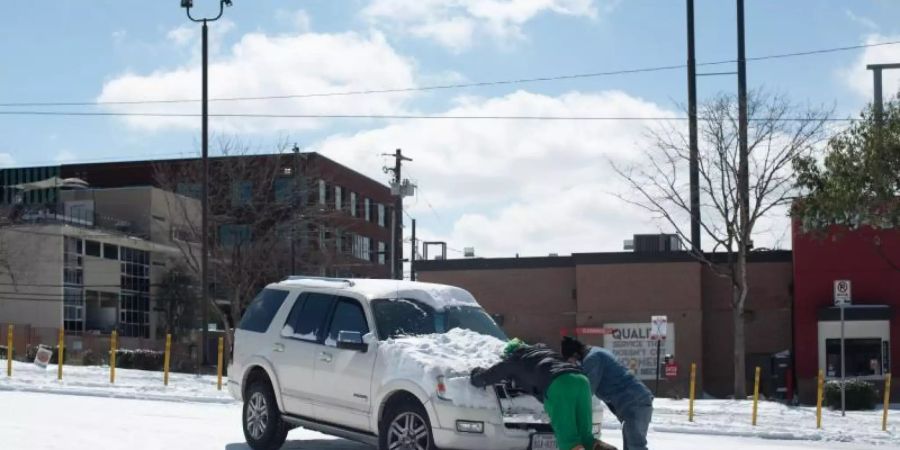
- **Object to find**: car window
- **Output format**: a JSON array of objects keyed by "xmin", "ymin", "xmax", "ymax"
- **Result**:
[
  {"xmin": 285, "ymin": 293, "xmax": 334, "ymax": 342},
  {"xmin": 325, "ymin": 298, "xmax": 370, "ymax": 347},
  {"xmin": 371, "ymin": 298, "xmax": 437, "ymax": 340},
  {"xmin": 239, "ymin": 289, "xmax": 289, "ymax": 333}
]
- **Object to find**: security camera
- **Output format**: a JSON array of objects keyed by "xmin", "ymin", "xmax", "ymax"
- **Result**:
[{"xmin": 181, "ymin": 0, "xmax": 193, "ymax": 8}]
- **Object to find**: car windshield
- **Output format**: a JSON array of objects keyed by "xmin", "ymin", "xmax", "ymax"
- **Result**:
[{"xmin": 371, "ymin": 298, "xmax": 507, "ymax": 341}]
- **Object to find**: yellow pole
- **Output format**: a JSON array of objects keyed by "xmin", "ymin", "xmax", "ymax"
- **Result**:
[
  {"xmin": 751, "ymin": 366, "xmax": 761, "ymax": 426},
  {"xmin": 6, "ymin": 325, "xmax": 12, "ymax": 377},
  {"xmin": 217, "ymin": 336, "xmax": 224, "ymax": 391},
  {"xmin": 109, "ymin": 330, "xmax": 117, "ymax": 384},
  {"xmin": 164, "ymin": 333, "xmax": 172, "ymax": 386},
  {"xmin": 816, "ymin": 369, "xmax": 824, "ymax": 429},
  {"xmin": 884, "ymin": 373, "xmax": 892, "ymax": 432},
  {"xmin": 688, "ymin": 363, "xmax": 697, "ymax": 422},
  {"xmin": 57, "ymin": 327, "xmax": 65, "ymax": 381}
]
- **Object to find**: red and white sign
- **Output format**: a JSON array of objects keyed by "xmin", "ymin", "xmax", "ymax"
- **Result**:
[
  {"xmin": 559, "ymin": 327, "xmax": 618, "ymax": 336},
  {"xmin": 650, "ymin": 315, "xmax": 668, "ymax": 341},
  {"xmin": 665, "ymin": 361, "xmax": 679, "ymax": 378},
  {"xmin": 833, "ymin": 280, "xmax": 851, "ymax": 306}
]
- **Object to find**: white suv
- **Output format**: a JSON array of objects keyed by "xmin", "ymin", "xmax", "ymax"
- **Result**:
[{"xmin": 229, "ymin": 277, "xmax": 604, "ymax": 450}]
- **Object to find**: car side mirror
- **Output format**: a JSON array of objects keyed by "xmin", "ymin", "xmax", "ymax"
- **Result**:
[{"xmin": 337, "ymin": 331, "xmax": 368, "ymax": 352}]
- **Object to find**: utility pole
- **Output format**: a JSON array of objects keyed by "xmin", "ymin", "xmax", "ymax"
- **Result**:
[
  {"xmin": 383, "ymin": 149, "xmax": 413, "ymax": 280},
  {"xmin": 687, "ymin": 0, "xmax": 701, "ymax": 253},
  {"xmin": 867, "ymin": 63, "xmax": 900, "ymax": 128},
  {"xmin": 737, "ymin": 0, "xmax": 750, "ymax": 252},
  {"xmin": 291, "ymin": 144, "xmax": 300, "ymax": 275},
  {"xmin": 410, "ymin": 219, "xmax": 417, "ymax": 281}
]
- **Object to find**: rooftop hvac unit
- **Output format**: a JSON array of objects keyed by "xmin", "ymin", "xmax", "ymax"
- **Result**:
[
  {"xmin": 623, "ymin": 239, "xmax": 635, "ymax": 251},
  {"xmin": 632, "ymin": 234, "xmax": 684, "ymax": 253},
  {"xmin": 463, "ymin": 247, "xmax": 475, "ymax": 258}
]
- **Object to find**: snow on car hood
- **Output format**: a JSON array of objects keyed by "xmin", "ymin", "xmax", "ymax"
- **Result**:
[{"xmin": 378, "ymin": 328, "xmax": 505, "ymax": 409}]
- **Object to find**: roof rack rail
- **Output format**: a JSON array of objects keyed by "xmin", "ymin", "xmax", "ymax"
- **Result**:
[{"xmin": 282, "ymin": 276, "xmax": 356, "ymax": 287}]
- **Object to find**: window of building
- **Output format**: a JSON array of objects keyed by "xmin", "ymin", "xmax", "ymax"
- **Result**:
[
  {"xmin": 319, "ymin": 180, "xmax": 327, "ymax": 205},
  {"xmin": 825, "ymin": 338, "xmax": 886, "ymax": 377},
  {"xmin": 286, "ymin": 293, "xmax": 335, "ymax": 342},
  {"xmin": 119, "ymin": 247, "xmax": 150, "ymax": 338},
  {"xmin": 378, "ymin": 241, "xmax": 386, "ymax": 265},
  {"xmin": 85, "ymin": 240, "xmax": 101, "ymax": 257},
  {"xmin": 63, "ymin": 237, "xmax": 84, "ymax": 333},
  {"xmin": 219, "ymin": 224, "xmax": 252, "ymax": 248},
  {"xmin": 350, "ymin": 192, "xmax": 358, "ymax": 217},
  {"xmin": 64, "ymin": 287, "xmax": 84, "ymax": 334},
  {"xmin": 274, "ymin": 178, "xmax": 293, "ymax": 204},
  {"xmin": 364, "ymin": 198, "xmax": 371, "ymax": 222},
  {"xmin": 176, "ymin": 182, "xmax": 201, "ymax": 199},
  {"xmin": 239, "ymin": 289, "xmax": 289, "ymax": 333},
  {"xmin": 335, "ymin": 186, "xmax": 342, "ymax": 211},
  {"xmin": 232, "ymin": 181, "xmax": 253, "ymax": 207},
  {"xmin": 352, "ymin": 235, "xmax": 371, "ymax": 261},
  {"xmin": 325, "ymin": 298, "xmax": 370, "ymax": 347},
  {"xmin": 378, "ymin": 204, "xmax": 386, "ymax": 227},
  {"xmin": 103, "ymin": 243, "xmax": 119, "ymax": 260}
]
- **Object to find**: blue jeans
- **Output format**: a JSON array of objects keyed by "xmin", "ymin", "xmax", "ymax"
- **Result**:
[{"xmin": 621, "ymin": 403, "xmax": 652, "ymax": 450}]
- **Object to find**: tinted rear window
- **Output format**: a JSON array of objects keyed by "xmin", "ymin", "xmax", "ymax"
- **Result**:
[
  {"xmin": 239, "ymin": 289, "xmax": 289, "ymax": 333},
  {"xmin": 285, "ymin": 293, "xmax": 335, "ymax": 342}
]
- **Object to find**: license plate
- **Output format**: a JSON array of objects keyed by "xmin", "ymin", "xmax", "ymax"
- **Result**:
[{"xmin": 530, "ymin": 433, "xmax": 557, "ymax": 450}]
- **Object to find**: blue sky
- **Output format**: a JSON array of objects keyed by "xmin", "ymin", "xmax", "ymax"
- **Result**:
[{"xmin": 1, "ymin": 0, "xmax": 899, "ymax": 257}]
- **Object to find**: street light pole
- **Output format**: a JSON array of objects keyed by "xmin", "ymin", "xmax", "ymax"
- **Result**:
[{"xmin": 182, "ymin": 0, "xmax": 232, "ymax": 368}]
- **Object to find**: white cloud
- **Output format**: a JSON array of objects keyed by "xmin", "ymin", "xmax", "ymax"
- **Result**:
[
  {"xmin": 362, "ymin": 0, "xmax": 606, "ymax": 51},
  {"xmin": 845, "ymin": 10, "xmax": 878, "ymax": 31},
  {"xmin": 55, "ymin": 150, "xmax": 76, "ymax": 164},
  {"xmin": 97, "ymin": 29, "xmax": 418, "ymax": 133},
  {"xmin": 277, "ymin": 9, "xmax": 312, "ymax": 32},
  {"xmin": 166, "ymin": 25, "xmax": 195, "ymax": 47},
  {"xmin": 840, "ymin": 34, "xmax": 900, "ymax": 100},
  {"xmin": 0, "ymin": 153, "xmax": 15, "ymax": 167},
  {"xmin": 315, "ymin": 89, "xmax": 705, "ymax": 256}
]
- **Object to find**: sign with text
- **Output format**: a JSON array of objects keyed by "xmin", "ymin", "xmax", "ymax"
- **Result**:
[
  {"xmin": 665, "ymin": 361, "xmax": 679, "ymax": 378},
  {"xmin": 833, "ymin": 280, "xmax": 851, "ymax": 306},
  {"xmin": 650, "ymin": 315, "xmax": 668, "ymax": 341},
  {"xmin": 603, "ymin": 322, "xmax": 676, "ymax": 380}
]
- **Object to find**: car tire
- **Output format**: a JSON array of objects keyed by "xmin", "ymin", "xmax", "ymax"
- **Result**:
[
  {"xmin": 243, "ymin": 381, "xmax": 287, "ymax": 450},
  {"xmin": 379, "ymin": 399, "xmax": 438, "ymax": 450}
]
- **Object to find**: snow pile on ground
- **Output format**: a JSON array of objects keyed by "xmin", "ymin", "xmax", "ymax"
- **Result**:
[
  {"xmin": 377, "ymin": 328, "xmax": 505, "ymax": 408},
  {"xmin": 0, "ymin": 359, "xmax": 234, "ymax": 404},
  {"xmin": 642, "ymin": 398, "xmax": 898, "ymax": 447}
]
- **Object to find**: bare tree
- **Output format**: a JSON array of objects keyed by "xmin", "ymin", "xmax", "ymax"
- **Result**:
[
  {"xmin": 154, "ymin": 140, "xmax": 357, "ymax": 358},
  {"xmin": 612, "ymin": 90, "xmax": 830, "ymax": 397}
]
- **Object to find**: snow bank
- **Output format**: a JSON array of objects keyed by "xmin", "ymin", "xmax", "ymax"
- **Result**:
[
  {"xmin": 377, "ymin": 328, "xmax": 505, "ymax": 409},
  {"xmin": 0, "ymin": 359, "xmax": 234, "ymax": 404}
]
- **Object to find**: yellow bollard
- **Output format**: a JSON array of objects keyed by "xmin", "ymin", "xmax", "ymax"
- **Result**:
[
  {"xmin": 816, "ymin": 369, "xmax": 824, "ymax": 429},
  {"xmin": 6, "ymin": 325, "xmax": 12, "ymax": 377},
  {"xmin": 164, "ymin": 333, "xmax": 172, "ymax": 386},
  {"xmin": 884, "ymin": 373, "xmax": 892, "ymax": 432},
  {"xmin": 688, "ymin": 363, "xmax": 697, "ymax": 422},
  {"xmin": 57, "ymin": 327, "xmax": 65, "ymax": 381},
  {"xmin": 217, "ymin": 337, "xmax": 224, "ymax": 391},
  {"xmin": 109, "ymin": 330, "xmax": 117, "ymax": 384},
  {"xmin": 751, "ymin": 366, "xmax": 761, "ymax": 426}
]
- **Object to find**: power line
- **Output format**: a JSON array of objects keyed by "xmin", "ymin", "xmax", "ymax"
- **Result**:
[
  {"xmin": 1, "ymin": 39, "xmax": 898, "ymax": 108},
  {"xmin": 0, "ymin": 110, "xmax": 858, "ymax": 122}
]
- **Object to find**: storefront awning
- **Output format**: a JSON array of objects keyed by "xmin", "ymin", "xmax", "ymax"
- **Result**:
[{"xmin": 817, "ymin": 304, "xmax": 891, "ymax": 321}]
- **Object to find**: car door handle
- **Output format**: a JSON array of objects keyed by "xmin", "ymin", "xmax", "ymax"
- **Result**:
[
  {"xmin": 319, "ymin": 352, "xmax": 333, "ymax": 363},
  {"xmin": 273, "ymin": 343, "xmax": 285, "ymax": 353}
]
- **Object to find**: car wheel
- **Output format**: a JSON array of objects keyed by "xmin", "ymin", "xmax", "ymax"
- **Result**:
[
  {"xmin": 379, "ymin": 399, "xmax": 437, "ymax": 450},
  {"xmin": 243, "ymin": 381, "xmax": 287, "ymax": 450}
]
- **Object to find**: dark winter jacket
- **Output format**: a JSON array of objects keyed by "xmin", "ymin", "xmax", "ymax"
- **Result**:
[{"xmin": 469, "ymin": 343, "xmax": 581, "ymax": 402}]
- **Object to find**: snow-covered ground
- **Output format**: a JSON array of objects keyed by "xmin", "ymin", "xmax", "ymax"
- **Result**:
[{"xmin": 1, "ymin": 359, "xmax": 898, "ymax": 449}]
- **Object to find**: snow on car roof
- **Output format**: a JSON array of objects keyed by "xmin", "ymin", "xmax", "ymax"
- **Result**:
[{"xmin": 276, "ymin": 278, "xmax": 479, "ymax": 311}]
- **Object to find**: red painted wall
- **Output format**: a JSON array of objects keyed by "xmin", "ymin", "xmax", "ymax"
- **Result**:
[{"xmin": 792, "ymin": 221, "xmax": 900, "ymax": 379}]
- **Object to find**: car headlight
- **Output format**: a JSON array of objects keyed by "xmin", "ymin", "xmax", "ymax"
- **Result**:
[
  {"xmin": 456, "ymin": 420, "xmax": 484, "ymax": 434},
  {"xmin": 592, "ymin": 423, "xmax": 601, "ymax": 436}
]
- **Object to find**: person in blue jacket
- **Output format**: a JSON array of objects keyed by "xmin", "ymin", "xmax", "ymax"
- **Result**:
[{"xmin": 561, "ymin": 336, "xmax": 653, "ymax": 450}]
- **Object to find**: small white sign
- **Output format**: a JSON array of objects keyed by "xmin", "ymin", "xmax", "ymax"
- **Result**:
[
  {"xmin": 650, "ymin": 315, "xmax": 668, "ymax": 341},
  {"xmin": 33, "ymin": 346, "xmax": 53, "ymax": 369},
  {"xmin": 834, "ymin": 280, "xmax": 851, "ymax": 306}
]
